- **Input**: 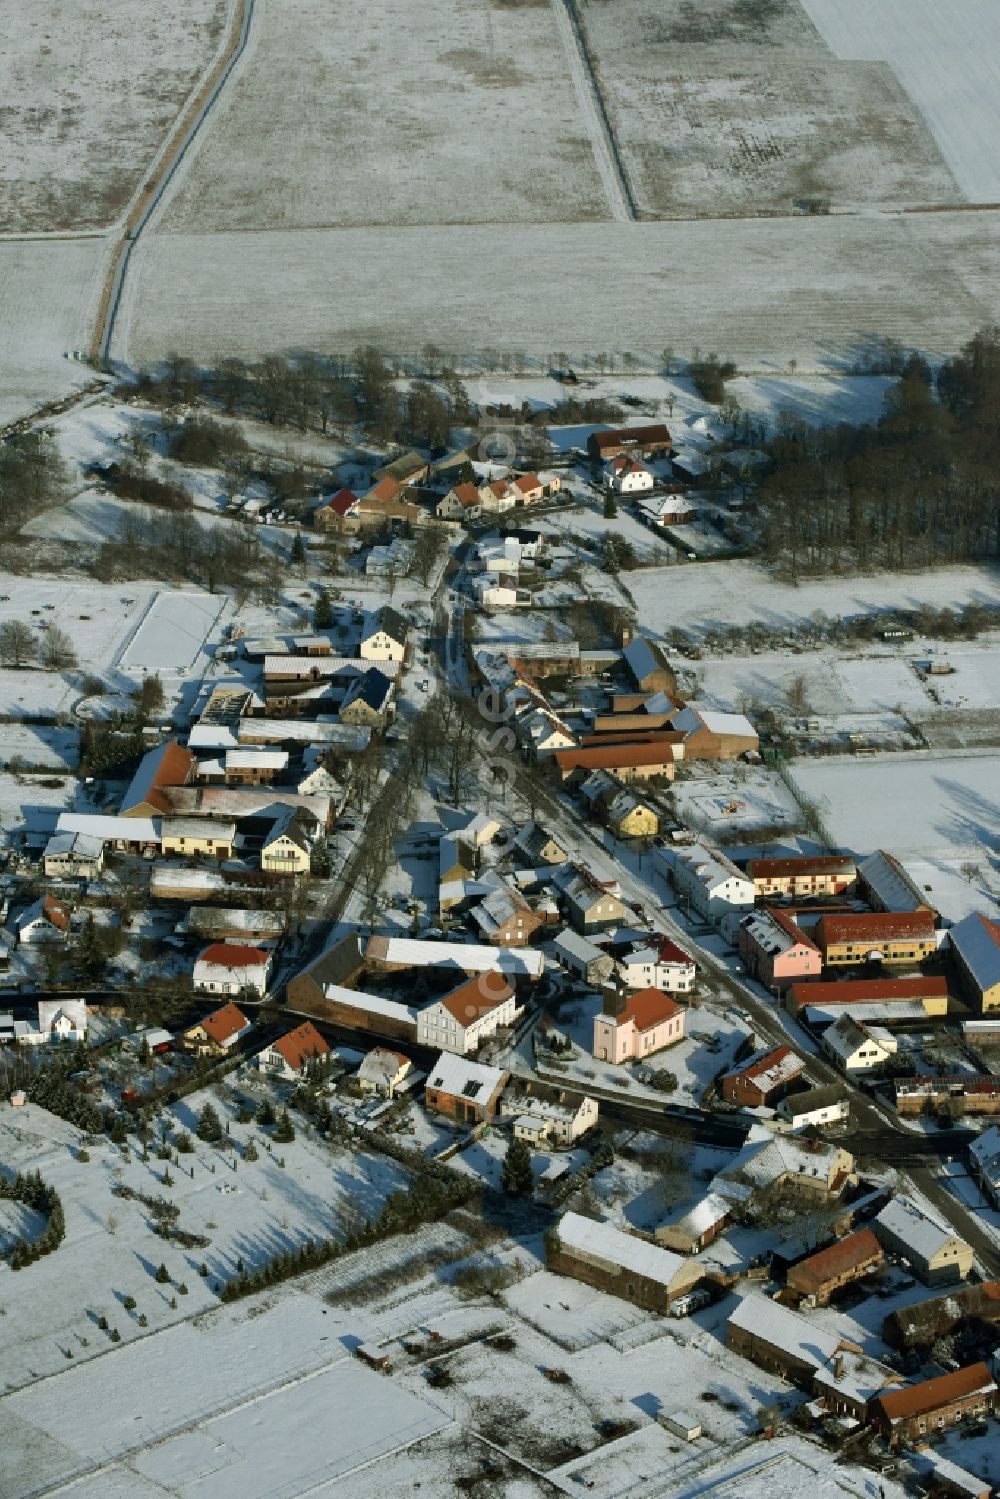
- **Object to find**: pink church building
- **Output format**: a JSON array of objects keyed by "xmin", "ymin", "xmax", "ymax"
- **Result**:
[{"xmin": 593, "ymin": 987, "xmax": 686, "ymax": 1064}]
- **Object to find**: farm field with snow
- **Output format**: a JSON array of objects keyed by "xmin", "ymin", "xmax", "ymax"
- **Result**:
[
  {"xmin": 578, "ymin": 0, "xmax": 960, "ymax": 218},
  {"xmin": 115, "ymin": 208, "xmax": 1000, "ymax": 373},
  {"xmin": 0, "ymin": 239, "xmax": 109, "ymax": 427},
  {"xmin": 156, "ymin": 0, "xmax": 605, "ymax": 233},
  {"xmin": 0, "ymin": 0, "xmax": 228, "ymax": 233}
]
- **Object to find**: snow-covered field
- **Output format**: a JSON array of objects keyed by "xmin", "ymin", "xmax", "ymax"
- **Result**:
[
  {"xmin": 0, "ymin": 240, "xmax": 109, "ymax": 427},
  {"xmin": 800, "ymin": 0, "xmax": 1000, "ymax": 201},
  {"xmin": 0, "ymin": 580, "xmax": 153, "ymax": 681},
  {"xmin": 0, "ymin": 725, "xmax": 78, "ymax": 770},
  {"xmin": 156, "ymin": 0, "xmax": 605, "ymax": 232},
  {"xmin": 628, "ymin": 560, "xmax": 1000, "ymax": 637},
  {"xmin": 0, "ymin": 0, "xmax": 227, "ymax": 233},
  {"xmin": 579, "ymin": 0, "xmax": 959, "ymax": 217},
  {"xmin": 117, "ymin": 590, "xmax": 226, "ymax": 674},
  {"xmin": 116, "ymin": 209, "xmax": 1000, "ymax": 372}
]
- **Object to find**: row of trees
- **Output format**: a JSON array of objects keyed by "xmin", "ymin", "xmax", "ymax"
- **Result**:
[
  {"xmin": 758, "ymin": 328, "xmax": 1000, "ymax": 575},
  {"xmin": 0, "ymin": 1169, "xmax": 65, "ymax": 1269},
  {"xmin": 92, "ymin": 506, "xmax": 286, "ymax": 604},
  {"xmin": 0, "ymin": 620, "xmax": 75, "ymax": 670}
]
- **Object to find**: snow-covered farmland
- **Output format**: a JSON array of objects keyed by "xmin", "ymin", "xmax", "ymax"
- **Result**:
[
  {"xmin": 0, "ymin": 580, "xmax": 151, "ymax": 683},
  {"xmin": 627, "ymin": 560, "xmax": 1000, "ymax": 637},
  {"xmin": 156, "ymin": 0, "xmax": 605, "ymax": 233},
  {"xmin": 789, "ymin": 752, "xmax": 1000, "ymax": 863},
  {"xmin": 579, "ymin": 0, "xmax": 959, "ymax": 217},
  {"xmin": 117, "ymin": 590, "xmax": 226, "ymax": 674},
  {"xmin": 0, "ymin": 0, "xmax": 228, "ymax": 233},
  {"xmin": 0, "ymin": 239, "xmax": 109, "ymax": 427},
  {"xmin": 117, "ymin": 209, "xmax": 1000, "ymax": 373},
  {"xmin": 800, "ymin": 0, "xmax": 1000, "ymax": 201}
]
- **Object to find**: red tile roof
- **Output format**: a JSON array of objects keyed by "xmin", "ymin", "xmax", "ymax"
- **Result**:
[
  {"xmin": 452, "ymin": 482, "xmax": 481, "ymax": 508},
  {"xmin": 730, "ymin": 1045, "xmax": 803, "ymax": 1094},
  {"xmin": 364, "ymin": 477, "xmax": 402, "ymax": 504},
  {"xmin": 876, "ymin": 1362, "xmax": 996, "ymax": 1423},
  {"xmin": 273, "ymin": 1021, "xmax": 330, "ymax": 1072},
  {"xmin": 200, "ymin": 943, "xmax": 270, "ymax": 967},
  {"xmin": 618, "ymin": 986, "xmax": 685, "ymax": 1032},
  {"xmin": 513, "ymin": 473, "xmax": 541, "ymax": 493},
  {"xmin": 440, "ymin": 971, "xmax": 514, "ymax": 1025},
  {"xmin": 749, "ymin": 855, "xmax": 856, "ymax": 879},
  {"xmin": 198, "ymin": 1002, "xmax": 249, "ymax": 1045},
  {"xmin": 323, "ymin": 487, "xmax": 358, "ymax": 517},
  {"xmin": 817, "ymin": 911, "xmax": 937, "ymax": 947},
  {"xmin": 788, "ymin": 1228, "xmax": 882, "ymax": 1294},
  {"xmin": 656, "ymin": 938, "xmax": 695, "ymax": 967},
  {"xmin": 41, "ymin": 895, "xmax": 72, "ymax": 931},
  {"xmin": 791, "ymin": 976, "xmax": 949, "ymax": 1007},
  {"xmin": 555, "ymin": 741, "xmax": 681, "ymax": 773}
]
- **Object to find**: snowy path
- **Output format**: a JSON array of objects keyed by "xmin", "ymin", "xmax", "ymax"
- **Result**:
[{"xmin": 549, "ymin": 0, "xmax": 634, "ymax": 223}]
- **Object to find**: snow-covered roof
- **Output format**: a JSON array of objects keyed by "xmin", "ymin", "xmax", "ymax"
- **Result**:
[
  {"xmin": 37, "ymin": 999, "xmax": 87, "ymax": 1033},
  {"xmin": 57, "ymin": 812, "xmax": 159, "ymax": 843},
  {"xmin": 949, "ymin": 911, "xmax": 1000, "ymax": 995},
  {"xmin": 44, "ymin": 831, "xmax": 104, "ymax": 859},
  {"xmin": 163, "ymin": 817, "xmax": 237, "ymax": 841},
  {"xmin": 318, "ymin": 983, "xmax": 418, "ymax": 1026},
  {"xmin": 858, "ymin": 849, "xmax": 928, "ymax": 914},
  {"xmin": 553, "ymin": 929, "xmax": 610, "ymax": 965},
  {"xmin": 735, "ymin": 1136, "xmax": 844, "ymax": 1190},
  {"xmin": 556, "ymin": 1212, "xmax": 686, "ymax": 1289},
  {"xmin": 427, "ymin": 1050, "xmax": 507, "ymax": 1101},
  {"xmin": 728, "ymin": 1293, "xmax": 844, "ymax": 1370},
  {"xmin": 822, "ymin": 1014, "xmax": 895, "ymax": 1064},
  {"xmin": 225, "ymin": 750, "xmax": 288, "ymax": 770},
  {"xmin": 670, "ymin": 842, "xmax": 751, "ymax": 891},
  {"xmin": 969, "ymin": 1124, "xmax": 1000, "ymax": 1189},
  {"xmin": 803, "ymin": 1000, "xmax": 927, "ymax": 1026},
  {"xmin": 238, "ymin": 718, "xmax": 371, "ymax": 749},
  {"xmin": 370, "ymin": 937, "xmax": 543, "ymax": 978},
  {"xmin": 661, "ymin": 1192, "xmax": 730, "ymax": 1239},
  {"xmin": 875, "ymin": 1196, "xmax": 967, "ymax": 1263}
]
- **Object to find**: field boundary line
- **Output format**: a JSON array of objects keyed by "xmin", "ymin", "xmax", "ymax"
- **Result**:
[
  {"xmin": 550, "ymin": 0, "xmax": 636, "ymax": 222},
  {"xmin": 90, "ymin": 0, "xmax": 257, "ymax": 367}
]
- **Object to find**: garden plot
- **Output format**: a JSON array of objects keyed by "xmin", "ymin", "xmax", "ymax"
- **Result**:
[
  {"xmin": 577, "ymin": 0, "xmax": 959, "ymax": 218},
  {"xmin": 800, "ymin": 0, "xmax": 1000, "ymax": 202},
  {"xmin": 0, "ymin": 725, "xmax": 78, "ymax": 771},
  {"xmin": 0, "ymin": 1093, "xmax": 409, "ymax": 1395},
  {"xmin": 117, "ymin": 209, "xmax": 1000, "ymax": 374},
  {"xmin": 789, "ymin": 753, "xmax": 1000, "ymax": 862},
  {"xmin": 0, "ymin": 0, "xmax": 227, "ymax": 233},
  {"xmin": 0, "ymin": 770, "xmax": 80, "ymax": 842},
  {"xmin": 157, "ymin": 0, "xmax": 605, "ymax": 233},
  {"xmin": 546, "ymin": 502, "xmax": 672, "ymax": 563},
  {"xmin": 116, "ymin": 589, "xmax": 226, "ymax": 674},
  {"xmin": 0, "ymin": 238, "xmax": 109, "ymax": 427}
]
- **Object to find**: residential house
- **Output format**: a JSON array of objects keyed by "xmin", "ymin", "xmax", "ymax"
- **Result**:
[
  {"xmin": 815, "ymin": 910, "xmax": 938, "ymax": 967},
  {"xmin": 160, "ymin": 817, "xmax": 236, "ymax": 860},
  {"xmin": 56, "ymin": 811, "xmax": 160, "ymax": 855},
  {"xmin": 454, "ymin": 812, "xmax": 503, "ymax": 848},
  {"xmin": 415, "ymin": 971, "xmax": 517, "ymax": 1054},
  {"xmin": 424, "ymin": 1052, "xmax": 509, "ymax": 1123},
  {"xmin": 874, "ymin": 1197, "xmax": 973, "ymax": 1285},
  {"xmin": 720, "ymin": 1046, "xmax": 804, "ymax": 1108},
  {"xmin": 605, "ymin": 788, "xmax": 659, "ymax": 839},
  {"xmin": 873, "ymin": 1365, "xmax": 997, "ymax": 1448},
  {"xmin": 615, "ymin": 936, "xmax": 696, "ymax": 995},
  {"xmin": 469, "ymin": 886, "xmax": 544, "ymax": 947},
  {"xmin": 719, "ymin": 1135, "xmax": 855, "ymax": 1199},
  {"xmin": 193, "ymin": 943, "xmax": 272, "ymax": 999},
  {"xmin": 553, "ymin": 740, "xmax": 680, "ymax": 784},
  {"xmin": 439, "ymin": 834, "xmax": 477, "ymax": 913},
  {"xmin": 38, "ymin": 999, "xmax": 88, "ymax": 1043},
  {"xmin": 552, "ymin": 928, "xmax": 616, "ymax": 986},
  {"xmin": 668, "ymin": 705, "xmax": 759, "ymax": 760},
  {"xmin": 359, "ymin": 605, "xmax": 408, "ymax": 663},
  {"xmin": 949, "ymin": 912, "xmax": 1000, "ymax": 1013},
  {"xmin": 593, "ymin": 986, "xmax": 686, "ymax": 1064},
  {"xmin": 478, "ymin": 478, "xmax": 517, "ymax": 515},
  {"xmin": 775, "ymin": 1084, "xmax": 848, "ymax": 1132},
  {"xmin": 587, "ymin": 425, "xmax": 672, "ymax": 462},
  {"xmin": 969, "ymin": 1123, "xmax": 1000, "ymax": 1208},
  {"xmin": 660, "ymin": 843, "xmax": 754, "ymax": 924},
  {"xmin": 255, "ymin": 1021, "xmax": 330, "ymax": 1080},
  {"xmin": 727, "ymin": 1295, "xmax": 898, "ymax": 1420},
  {"xmin": 517, "ymin": 705, "xmax": 577, "ymax": 760},
  {"xmin": 558, "ymin": 866, "xmax": 626, "ymax": 934},
  {"xmin": 514, "ymin": 822, "xmax": 567, "ymax": 867},
  {"xmin": 622, "ymin": 635, "xmax": 676, "ymax": 695},
  {"xmin": 43, "ymin": 831, "xmax": 105, "ymax": 879},
  {"xmin": 213, "ymin": 750, "xmax": 289, "ymax": 786},
  {"xmin": 604, "ymin": 455, "xmax": 654, "ymax": 493},
  {"xmin": 786, "ymin": 1228, "xmax": 884, "ymax": 1306},
  {"xmin": 786, "ymin": 975, "xmax": 950, "ymax": 1021},
  {"xmin": 353, "ymin": 479, "xmax": 423, "ymax": 531},
  {"xmin": 120, "ymin": 739, "xmax": 195, "ymax": 817},
  {"xmin": 509, "ymin": 472, "xmax": 552, "ymax": 505},
  {"xmin": 373, "ymin": 450, "xmax": 430, "ymax": 487},
  {"xmin": 639, "ymin": 492, "xmax": 696, "ymax": 526},
  {"xmin": 315, "ymin": 488, "xmax": 360, "ymax": 532},
  {"xmin": 357, "ymin": 1047, "xmax": 414, "ymax": 1098},
  {"xmin": 822, "ymin": 1015, "xmax": 898, "ymax": 1074},
  {"xmin": 546, "ymin": 1211, "xmax": 702, "ymax": 1315},
  {"xmin": 261, "ymin": 806, "xmax": 314, "ymax": 875},
  {"xmin": 500, "ymin": 1082, "xmax": 598, "ymax": 1146},
  {"xmin": 182, "ymin": 1002, "xmax": 251, "ymax": 1055},
  {"xmin": 437, "ymin": 483, "xmax": 483, "ymax": 521},
  {"xmin": 738, "ymin": 908, "xmax": 822, "ymax": 992},
  {"xmin": 747, "ymin": 854, "xmax": 857, "ymax": 900},
  {"xmin": 339, "ymin": 668, "xmax": 394, "ymax": 729},
  {"xmin": 655, "ymin": 1193, "xmax": 731, "ymax": 1254},
  {"xmin": 858, "ymin": 849, "xmax": 935, "ymax": 915},
  {"xmin": 16, "ymin": 895, "xmax": 72, "ymax": 945}
]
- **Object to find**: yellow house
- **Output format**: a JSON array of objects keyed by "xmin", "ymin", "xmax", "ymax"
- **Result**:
[
  {"xmin": 816, "ymin": 912, "xmax": 938, "ymax": 967},
  {"xmin": 261, "ymin": 829, "xmax": 310, "ymax": 875},
  {"xmin": 161, "ymin": 817, "xmax": 236, "ymax": 860},
  {"xmin": 608, "ymin": 793, "xmax": 659, "ymax": 839}
]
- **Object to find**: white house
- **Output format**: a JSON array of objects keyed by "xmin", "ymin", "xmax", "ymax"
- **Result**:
[
  {"xmin": 822, "ymin": 1015, "xmax": 898, "ymax": 1074},
  {"xmin": 359, "ymin": 606, "xmax": 408, "ymax": 663},
  {"xmin": 255, "ymin": 1020, "xmax": 329, "ymax": 1079},
  {"xmin": 16, "ymin": 999, "xmax": 89, "ymax": 1046},
  {"xmin": 437, "ymin": 483, "xmax": 483, "ymax": 521},
  {"xmin": 516, "ymin": 705, "xmax": 576, "ymax": 760},
  {"xmin": 193, "ymin": 943, "xmax": 272, "ymax": 999},
  {"xmin": 43, "ymin": 831, "xmax": 105, "ymax": 879},
  {"xmin": 357, "ymin": 1047, "xmax": 414, "ymax": 1098},
  {"xmin": 616, "ymin": 936, "xmax": 697, "ymax": 994},
  {"xmin": 775, "ymin": 1085, "xmax": 849, "ymax": 1132},
  {"xmin": 501, "ymin": 1086, "xmax": 599, "ymax": 1147},
  {"xmin": 657, "ymin": 844, "xmax": 754, "ymax": 924},
  {"xmin": 969, "ymin": 1124, "xmax": 1000, "ymax": 1208},
  {"xmin": 416, "ymin": 971, "xmax": 518, "ymax": 1054},
  {"xmin": 16, "ymin": 895, "xmax": 72, "ymax": 945},
  {"xmin": 605, "ymin": 455, "xmax": 654, "ymax": 494}
]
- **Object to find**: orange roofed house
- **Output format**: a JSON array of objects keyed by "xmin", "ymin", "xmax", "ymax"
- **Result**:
[
  {"xmin": 873, "ymin": 1363, "xmax": 998, "ymax": 1448},
  {"xmin": 415, "ymin": 971, "xmax": 518, "ymax": 1054},
  {"xmin": 721, "ymin": 1045, "xmax": 804, "ymax": 1108},
  {"xmin": 193, "ymin": 943, "xmax": 272, "ymax": 999},
  {"xmin": 255, "ymin": 1020, "xmax": 330, "ymax": 1080},
  {"xmin": 120, "ymin": 739, "xmax": 195, "ymax": 817},
  {"xmin": 593, "ymin": 986, "xmax": 686, "ymax": 1064},
  {"xmin": 182, "ymin": 1002, "xmax": 251, "ymax": 1055}
]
